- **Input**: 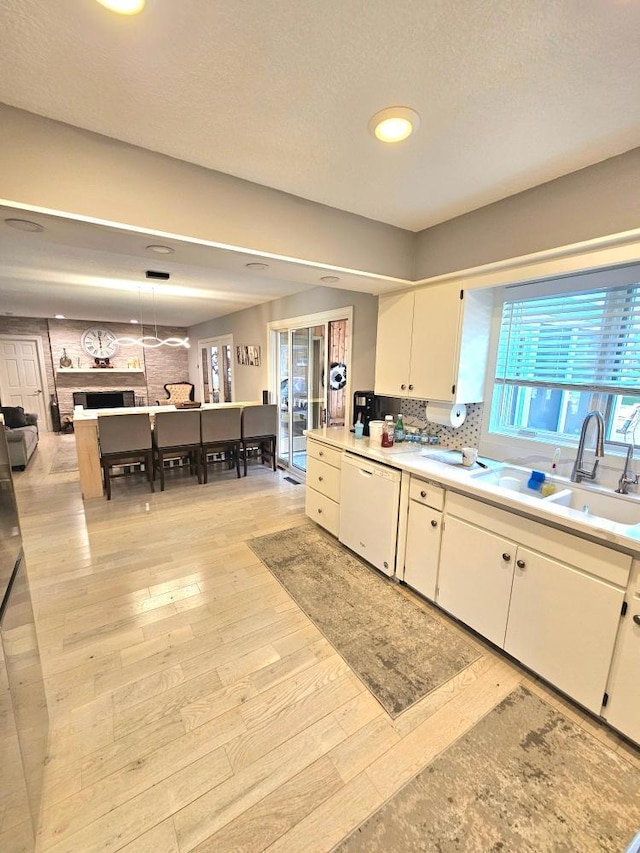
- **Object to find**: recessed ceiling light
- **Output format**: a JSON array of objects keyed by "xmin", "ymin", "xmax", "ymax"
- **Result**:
[
  {"xmin": 146, "ymin": 244, "xmax": 175, "ymax": 254},
  {"xmin": 54, "ymin": 314, "xmax": 65, "ymax": 320},
  {"xmin": 320, "ymin": 275, "xmax": 341, "ymax": 284},
  {"xmin": 96, "ymin": 0, "xmax": 146, "ymax": 14},
  {"xmin": 245, "ymin": 262, "xmax": 269, "ymax": 271},
  {"xmin": 4, "ymin": 218, "xmax": 45, "ymax": 232},
  {"xmin": 369, "ymin": 107, "xmax": 420, "ymax": 143}
]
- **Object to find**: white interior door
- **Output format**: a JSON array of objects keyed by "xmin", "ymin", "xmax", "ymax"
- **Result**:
[{"xmin": 0, "ymin": 337, "xmax": 48, "ymax": 427}]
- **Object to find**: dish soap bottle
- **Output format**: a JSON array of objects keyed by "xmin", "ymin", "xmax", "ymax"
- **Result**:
[
  {"xmin": 394, "ymin": 413, "xmax": 405, "ymax": 443},
  {"xmin": 541, "ymin": 448, "xmax": 561, "ymax": 496}
]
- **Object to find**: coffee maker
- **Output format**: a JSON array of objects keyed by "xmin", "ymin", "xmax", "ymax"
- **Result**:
[{"xmin": 352, "ymin": 391, "xmax": 376, "ymax": 436}]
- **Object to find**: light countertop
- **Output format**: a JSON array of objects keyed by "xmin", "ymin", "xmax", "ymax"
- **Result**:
[{"xmin": 305, "ymin": 427, "xmax": 640, "ymax": 556}]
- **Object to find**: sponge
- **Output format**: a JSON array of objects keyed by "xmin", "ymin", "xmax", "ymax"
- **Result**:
[{"xmin": 527, "ymin": 470, "xmax": 546, "ymax": 491}]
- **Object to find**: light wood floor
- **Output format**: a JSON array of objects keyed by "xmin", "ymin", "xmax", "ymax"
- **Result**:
[{"xmin": 12, "ymin": 434, "xmax": 640, "ymax": 852}]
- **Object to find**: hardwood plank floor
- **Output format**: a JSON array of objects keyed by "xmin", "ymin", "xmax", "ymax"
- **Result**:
[{"xmin": 11, "ymin": 434, "xmax": 640, "ymax": 852}]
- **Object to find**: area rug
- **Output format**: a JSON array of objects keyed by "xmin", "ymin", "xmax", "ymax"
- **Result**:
[
  {"xmin": 335, "ymin": 686, "xmax": 640, "ymax": 852},
  {"xmin": 248, "ymin": 524, "xmax": 481, "ymax": 717},
  {"xmin": 49, "ymin": 439, "xmax": 79, "ymax": 474}
]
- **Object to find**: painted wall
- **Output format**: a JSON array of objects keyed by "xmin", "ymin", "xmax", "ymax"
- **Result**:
[
  {"xmin": 414, "ymin": 147, "xmax": 640, "ymax": 280},
  {"xmin": 188, "ymin": 286, "xmax": 379, "ymax": 404},
  {"xmin": 0, "ymin": 104, "xmax": 414, "ymax": 279},
  {"xmin": 0, "ymin": 316, "xmax": 188, "ymax": 422}
]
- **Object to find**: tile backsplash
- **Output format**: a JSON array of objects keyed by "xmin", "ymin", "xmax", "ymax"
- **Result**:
[{"xmin": 400, "ymin": 398, "xmax": 484, "ymax": 449}]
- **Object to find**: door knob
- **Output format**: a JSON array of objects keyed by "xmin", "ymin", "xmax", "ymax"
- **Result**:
[
  {"xmin": 502, "ymin": 553, "xmax": 511, "ymax": 562},
  {"xmin": 430, "ymin": 519, "xmax": 438, "ymax": 528},
  {"xmin": 516, "ymin": 559, "xmax": 526, "ymax": 569}
]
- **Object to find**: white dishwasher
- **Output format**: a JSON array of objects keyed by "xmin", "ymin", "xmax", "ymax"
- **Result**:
[{"xmin": 339, "ymin": 453, "xmax": 402, "ymax": 577}]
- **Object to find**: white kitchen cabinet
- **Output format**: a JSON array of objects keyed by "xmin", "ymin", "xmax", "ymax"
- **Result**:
[
  {"xmin": 374, "ymin": 283, "xmax": 492, "ymax": 403},
  {"xmin": 504, "ymin": 548, "xmax": 624, "ymax": 715},
  {"xmin": 305, "ymin": 438, "xmax": 342, "ymax": 537},
  {"xmin": 438, "ymin": 515, "xmax": 516, "ymax": 647},
  {"xmin": 604, "ymin": 561, "xmax": 640, "ymax": 743},
  {"xmin": 402, "ymin": 477, "xmax": 446, "ymax": 601}
]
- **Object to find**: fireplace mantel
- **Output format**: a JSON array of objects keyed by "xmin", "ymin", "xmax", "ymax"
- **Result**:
[{"xmin": 56, "ymin": 368, "xmax": 144, "ymax": 374}]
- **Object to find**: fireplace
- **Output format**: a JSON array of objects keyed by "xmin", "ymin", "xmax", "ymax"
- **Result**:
[{"xmin": 73, "ymin": 390, "xmax": 135, "ymax": 409}]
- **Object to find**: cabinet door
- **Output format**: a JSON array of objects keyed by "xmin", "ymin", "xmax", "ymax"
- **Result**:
[
  {"xmin": 605, "ymin": 591, "xmax": 640, "ymax": 744},
  {"xmin": 403, "ymin": 502, "xmax": 442, "ymax": 601},
  {"xmin": 374, "ymin": 292, "xmax": 414, "ymax": 397},
  {"xmin": 504, "ymin": 548, "xmax": 624, "ymax": 715},
  {"xmin": 438, "ymin": 516, "xmax": 515, "ymax": 647},
  {"xmin": 409, "ymin": 284, "xmax": 462, "ymax": 401}
]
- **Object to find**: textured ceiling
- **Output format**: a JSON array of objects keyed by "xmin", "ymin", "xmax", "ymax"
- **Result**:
[{"xmin": 1, "ymin": 0, "xmax": 640, "ymax": 232}]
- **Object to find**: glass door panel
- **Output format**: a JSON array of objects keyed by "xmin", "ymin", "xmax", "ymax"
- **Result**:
[
  {"xmin": 277, "ymin": 330, "xmax": 290, "ymax": 467},
  {"xmin": 200, "ymin": 337, "xmax": 233, "ymax": 403},
  {"xmin": 291, "ymin": 328, "xmax": 310, "ymax": 471}
]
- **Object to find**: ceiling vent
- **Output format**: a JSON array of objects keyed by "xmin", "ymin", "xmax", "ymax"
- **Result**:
[{"xmin": 146, "ymin": 270, "xmax": 170, "ymax": 280}]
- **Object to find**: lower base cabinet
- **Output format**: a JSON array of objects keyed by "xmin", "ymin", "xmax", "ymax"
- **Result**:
[
  {"xmin": 403, "ymin": 501, "xmax": 443, "ymax": 601},
  {"xmin": 604, "ymin": 563, "xmax": 640, "ymax": 743},
  {"xmin": 504, "ymin": 548, "xmax": 624, "ymax": 715},
  {"xmin": 438, "ymin": 515, "xmax": 515, "ymax": 647}
]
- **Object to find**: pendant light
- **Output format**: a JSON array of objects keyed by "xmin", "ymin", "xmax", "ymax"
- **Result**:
[{"xmin": 115, "ymin": 287, "xmax": 190, "ymax": 349}]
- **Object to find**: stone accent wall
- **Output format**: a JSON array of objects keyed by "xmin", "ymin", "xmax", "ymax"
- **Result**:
[{"xmin": 0, "ymin": 316, "xmax": 189, "ymax": 422}]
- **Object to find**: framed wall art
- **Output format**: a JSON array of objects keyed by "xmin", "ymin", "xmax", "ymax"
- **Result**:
[{"xmin": 236, "ymin": 345, "xmax": 261, "ymax": 366}]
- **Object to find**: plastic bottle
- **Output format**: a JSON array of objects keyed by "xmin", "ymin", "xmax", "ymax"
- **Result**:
[
  {"xmin": 382, "ymin": 415, "xmax": 395, "ymax": 447},
  {"xmin": 354, "ymin": 413, "xmax": 364, "ymax": 439},
  {"xmin": 394, "ymin": 414, "xmax": 405, "ymax": 442}
]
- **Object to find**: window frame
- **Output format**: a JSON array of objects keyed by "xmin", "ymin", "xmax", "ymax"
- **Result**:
[{"xmin": 480, "ymin": 262, "xmax": 640, "ymax": 467}]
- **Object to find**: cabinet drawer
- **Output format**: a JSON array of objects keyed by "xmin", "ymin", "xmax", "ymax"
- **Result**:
[
  {"xmin": 307, "ymin": 456, "xmax": 341, "ymax": 502},
  {"xmin": 307, "ymin": 440, "xmax": 342, "ymax": 469},
  {"xmin": 409, "ymin": 477, "xmax": 445, "ymax": 510},
  {"xmin": 305, "ymin": 488, "xmax": 340, "ymax": 537}
]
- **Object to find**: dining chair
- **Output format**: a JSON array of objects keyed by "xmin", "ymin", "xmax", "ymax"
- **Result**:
[
  {"xmin": 200, "ymin": 407, "xmax": 242, "ymax": 482},
  {"xmin": 153, "ymin": 410, "xmax": 202, "ymax": 490},
  {"xmin": 241, "ymin": 404, "xmax": 278, "ymax": 476},
  {"xmin": 98, "ymin": 413, "xmax": 154, "ymax": 500},
  {"xmin": 155, "ymin": 381, "xmax": 196, "ymax": 407}
]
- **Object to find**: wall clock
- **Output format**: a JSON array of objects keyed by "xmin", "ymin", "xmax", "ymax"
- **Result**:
[{"xmin": 81, "ymin": 327, "xmax": 119, "ymax": 359}]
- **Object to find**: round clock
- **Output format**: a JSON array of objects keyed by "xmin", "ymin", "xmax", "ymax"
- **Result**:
[{"xmin": 81, "ymin": 327, "xmax": 119, "ymax": 359}]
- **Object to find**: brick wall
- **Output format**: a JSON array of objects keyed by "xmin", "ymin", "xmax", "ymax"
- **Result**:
[{"xmin": 0, "ymin": 316, "xmax": 189, "ymax": 422}]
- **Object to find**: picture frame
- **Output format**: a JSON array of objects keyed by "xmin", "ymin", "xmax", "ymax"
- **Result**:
[{"xmin": 236, "ymin": 345, "xmax": 261, "ymax": 366}]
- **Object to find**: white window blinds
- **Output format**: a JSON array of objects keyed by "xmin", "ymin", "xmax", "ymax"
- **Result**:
[{"xmin": 496, "ymin": 284, "xmax": 640, "ymax": 394}]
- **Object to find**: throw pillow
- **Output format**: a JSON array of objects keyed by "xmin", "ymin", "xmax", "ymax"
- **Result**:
[{"xmin": 0, "ymin": 406, "xmax": 28, "ymax": 429}]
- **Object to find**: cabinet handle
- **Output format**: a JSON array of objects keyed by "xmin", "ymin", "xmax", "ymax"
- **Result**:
[
  {"xmin": 502, "ymin": 553, "xmax": 511, "ymax": 562},
  {"xmin": 420, "ymin": 490, "xmax": 427, "ymax": 498},
  {"xmin": 400, "ymin": 384, "xmax": 406, "ymax": 390},
  {"xmin": 430, "ymin": 519, "xmax": 438, "ymax": 528},
  {"xmin": 633, "ymin": 615, "xmax": 640, "ymax": 625},
  {"xmin": 317, "ymin": 508, "xmax": 323, "ymax": 514},
  {"xmin": 318, "ymin": 476, "xmax": 323, "ymax": 482},
  {"xmin": 516, "ymin": 559, "xmax": 526, "ymax": 569},
  {"xmin": 408, "ymin": 384, "xmax": 414, "ymax": 391},
  {"xmin": 319, "ymin": 451, "xmax": 324, "ymax": 457}
]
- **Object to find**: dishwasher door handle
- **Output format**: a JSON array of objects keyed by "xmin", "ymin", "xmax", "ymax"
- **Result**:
[{"xmin": 358, "ymin": 468, "xmax": 374, "ymax": 477}]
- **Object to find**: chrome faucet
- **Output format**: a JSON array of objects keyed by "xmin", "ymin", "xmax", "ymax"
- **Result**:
[
  {"xmin": 571, "ymin": 410, "xmax": 605, "ymax": 483},
  {"xmin": 615, "ymin": 443, "xmax": 639, "ymax": 494}
]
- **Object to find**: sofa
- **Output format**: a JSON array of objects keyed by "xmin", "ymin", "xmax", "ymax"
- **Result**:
[{"xmin": 0, "ymin": 406, "xmax": 39, "ymax": 470}]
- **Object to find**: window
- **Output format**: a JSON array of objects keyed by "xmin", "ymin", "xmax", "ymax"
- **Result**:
[{"xmin": 490, "ymin": 278, "xmax": 640, "ymax": 446}]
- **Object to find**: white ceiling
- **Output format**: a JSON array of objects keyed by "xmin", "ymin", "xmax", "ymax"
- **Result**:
[{"xmin": 1, "ymin": 0, "xmax": 640, "ymax": 324}]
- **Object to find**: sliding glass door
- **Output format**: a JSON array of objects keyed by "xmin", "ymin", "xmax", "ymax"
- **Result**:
[{"xmin": 272, "ymin": 309, "xmax": 351, "ymax": 475}]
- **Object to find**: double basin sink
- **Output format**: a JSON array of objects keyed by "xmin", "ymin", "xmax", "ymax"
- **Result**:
[{"xmin": 469, "ymin": 464, "xmax": 640, "ymax": 530}]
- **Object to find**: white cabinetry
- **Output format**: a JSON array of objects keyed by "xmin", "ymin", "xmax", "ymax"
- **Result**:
[
  {"xmin": 438, "ymin": 515, "xmax": 515, "ymax": 647},
  {"xmin": 305, "ymin": 439, "xmax": 342, "ymax": 537},
  {"xmin": 374, "ymin": 283, "xmax": 492, "ymax": 403},
  {"xmin": 439, "ymin": 493, "xmax": 631, "ymax": 714},
  {"xmin": 403, "ymin": 478, "xmax": 445, "ymax": 601},
  {"xmin": 504, "ymin": 548, "xmax": 624, "ymax": 714},
  {"xmin": 604, "ymin": 560, "xmax": 640, "ymax": 743}
]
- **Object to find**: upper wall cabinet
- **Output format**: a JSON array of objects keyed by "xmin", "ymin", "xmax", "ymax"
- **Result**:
[{"xmin": 375, "ymin": 283, "xmax": 493, "ymax": 403}]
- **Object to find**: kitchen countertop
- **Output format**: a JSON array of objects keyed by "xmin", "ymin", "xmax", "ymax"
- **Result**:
[{"xmin": 305, "ymin": 427, "xmax": 640, "ymax": 556}]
